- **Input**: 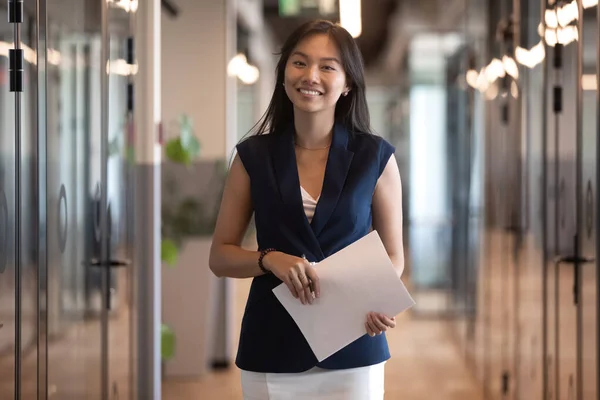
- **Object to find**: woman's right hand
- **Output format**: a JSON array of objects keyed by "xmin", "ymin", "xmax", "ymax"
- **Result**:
[{"xmin": 263, "ymin": 252, "xmax": 320, "ymax": 305}]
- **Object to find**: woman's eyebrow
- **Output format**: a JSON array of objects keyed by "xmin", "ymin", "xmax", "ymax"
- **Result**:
[{"xmin": 291, "ymin": 51, "xmax": 341, "ymax": 64}]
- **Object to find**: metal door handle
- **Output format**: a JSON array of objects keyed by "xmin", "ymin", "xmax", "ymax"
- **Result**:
[
  {"xmin": 503, "ymin": 225, "xmax": 524, "ymax": 234},
  {"xmin": 85, "ymin": 258, "xmax": 131, "ymax": 268},
  {"xmin": 84, "ymin": 258, "xmax": 131, "ymax": 311},
  {"xmin": 554, "ymin": 255, "xmax": 594, "ymax": 264},
  {"xmin": 553, "ymin": 234, "xmax": 594, "ymax": 305},
  {"xmin": 555, "ymin": 254, "xmax": 594, "ymax": 306}
]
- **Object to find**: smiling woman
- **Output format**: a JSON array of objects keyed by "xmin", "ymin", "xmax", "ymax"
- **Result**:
[
  {"xmin": 245, "ymin": 19, "xmax": 372, "ymax": 141},
  {"xmin": 284, "ymin": 37, "xmax": 350, "ymax": 118},
  {"xmin": 209, "ymin": 19, "xmax": 404, "ymax": 400}
]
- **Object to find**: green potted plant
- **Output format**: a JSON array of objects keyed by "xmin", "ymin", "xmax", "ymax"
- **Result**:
[
  {"xmin": 160, "ymin": 115, "xmax": 229, "ymax": 378},
  {"xmin": 161, "ymin": 114, "xmax": 201, "ymax": 264},
  {"xmin": 160, "ymin": 114, "xmax": 201, "ymax": 363},
  {"xmin": 110, "ymin": 113, "xmax": 212, "ymax": 369}
]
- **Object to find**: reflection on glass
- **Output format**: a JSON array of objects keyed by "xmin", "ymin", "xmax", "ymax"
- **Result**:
[
  {"xmin": 17, "ymin": 13, "xmax": 40, "ymax": 397},
  {"xmin": 579, "ymin": 6, "xmax": 597, "ymax": 399},
  {"xmin": 45, "ymin": 1, "xmax": 103, "ymax": 398},
  {"xmin": 552, "ymin": 40, "xmax": 579, "ymax": 400},
  {"xmin": 107, "ymin": 4, "xmax": 135, "ymax": 399},
  {"xmin": 406, "ymin": 33, "xmax": 461, "ymax": 319},
  {"xmin": 514, "ymin": 2, "xmax": 545, "ymax": 399},
  {"xmin": 0, "ymin": 5, "xmax": 16, "ymax": 399},
  {"xmin": 0, "ymin": 0, "xmax": 137, "ymax": 397}
]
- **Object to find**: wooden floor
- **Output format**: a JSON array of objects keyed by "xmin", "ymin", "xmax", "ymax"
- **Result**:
[
  {"xmin": 0, "ymin": 261, "xmax": 483, "ymax": 399},
  {"xmin": 162, "ymin": 279, "xmax": 483, "ymax": 400}
]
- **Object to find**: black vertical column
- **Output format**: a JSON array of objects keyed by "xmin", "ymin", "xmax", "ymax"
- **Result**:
[{"xmin": 553, "ymin": 39, "xmax": 562, "ymax": 400}]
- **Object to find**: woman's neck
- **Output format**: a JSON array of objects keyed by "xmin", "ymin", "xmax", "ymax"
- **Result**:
[{"xmin": 293, "ymin": 110, "xmax": 334, "ymax": 149}]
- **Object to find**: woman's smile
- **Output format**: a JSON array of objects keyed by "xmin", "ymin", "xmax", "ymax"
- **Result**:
[{"xmin": 297, "ymin": 87, "xmax": 324, "ymax": 98}]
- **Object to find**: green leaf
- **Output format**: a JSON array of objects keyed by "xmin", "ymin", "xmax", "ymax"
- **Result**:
[
  {"xmin": 179, "ymin": 115, "xmax": 201, "ymax": 159},
  {"xmin": 161, "ymin": 323, "xmax": 176, "ymax": 361},
  {"xmin": 161, "ymin": 239, "xmax": 178, "ymax": 266},
  {"xmin": 184, "ymin": 135, "xmax": 201, "ymax": 159},
  {"xmin": 179, "ymin": 116, "xmax": 193, "ymax": 146},
  {"xmin": 165, "ymin": 138, "xmax": 191, "ymax": 165},
  {"xmin": 163, "ymin": 114, "xmax": 201, "ymax": 165}
]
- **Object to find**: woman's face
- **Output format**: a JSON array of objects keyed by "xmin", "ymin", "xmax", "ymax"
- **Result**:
[{"xmin": 284, "ymin": 33, "xmax": 350, "ymax": 116}]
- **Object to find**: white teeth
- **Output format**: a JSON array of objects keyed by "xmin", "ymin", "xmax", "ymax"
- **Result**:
[{"xmin": 299, "ymin": 89, "xmax": 321, "ymax": 96}]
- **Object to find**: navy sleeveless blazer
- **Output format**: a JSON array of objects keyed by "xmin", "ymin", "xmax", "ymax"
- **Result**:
[{"xmin": 235, "ymin": 122, "xmax": 396, "ymax": 373}]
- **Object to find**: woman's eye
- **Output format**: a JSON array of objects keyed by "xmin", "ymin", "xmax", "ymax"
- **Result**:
[
  {"xmin": 293, "ymin": 61, "xmax": 305, "ymax": 67},
  {"xmin": 322, "ymin": 66, "xmax": 335, "ymax": 71}
]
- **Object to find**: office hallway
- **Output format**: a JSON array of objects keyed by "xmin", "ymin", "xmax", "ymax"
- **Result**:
[{"xmin": 162, "ymin": 279, "xmax": 483, "ymax": 400}]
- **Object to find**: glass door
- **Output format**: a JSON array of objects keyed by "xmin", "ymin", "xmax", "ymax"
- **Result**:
[
  {"xmin": 578, "ymin": 2, "xmax": 598, "ymax": 399},
  {"xmin": 43, "ymin": 0, "xmax": 137, "ymax": 397},
  {"xmin": 44, "ymin": 0, "xmax": 105, "ymax": 398},
  {"xmin": 0, "ymin": 1, "xmax": 41, "ymax": 397},
  {"xmin": 544, "ymin": 17, "xmax": 580, "ymax": 400},
  {"xmin": 0, "ymin": 0, "xmax": 140, "ymax": 398},
  {"xmin": 20, "ymin": 5, "xmax": 42, "ymax": 399},
  {"xmin": 513, "ymin": 0, "xmax": 546, "ymax": 398}
]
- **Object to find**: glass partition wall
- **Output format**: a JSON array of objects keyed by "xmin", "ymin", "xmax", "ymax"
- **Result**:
[
  {"xmin": 0, "ymin": 0, "xmax": 138, "ymax": 398},
  {"xmin": 404, "ymin": 0, "xmax": 599, "ymax": 399}
]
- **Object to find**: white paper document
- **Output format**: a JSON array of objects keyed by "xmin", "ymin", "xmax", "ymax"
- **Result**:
[{"xmin": 272, "ymin": 230, "xmax": 415, "ymax": 362}]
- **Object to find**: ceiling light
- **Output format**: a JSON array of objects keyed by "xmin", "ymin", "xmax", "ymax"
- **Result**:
[
  {"xmin": 515, "ymin": 41, "xmax": 545, "ymax": 69},
  {"xmin": 339, "ymin": 0, "xmax": 362, "ymax": 38},
  {"xmin": 582, "ymin": 74, "xmax": 597, "ymax": 90}
]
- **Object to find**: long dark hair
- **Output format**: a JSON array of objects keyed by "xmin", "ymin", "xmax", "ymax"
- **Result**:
[{"xmin": 248, "ymin": 20, "xmax": 372, "ymax": 137}]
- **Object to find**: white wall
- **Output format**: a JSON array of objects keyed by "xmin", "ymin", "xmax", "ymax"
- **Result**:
[{"xmin": 161, "ymin": 0, "xmax": 235, "ymax": 160}]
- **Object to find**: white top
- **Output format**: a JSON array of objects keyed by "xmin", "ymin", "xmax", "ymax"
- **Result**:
[{"xmin": 300, "ymin": 186, "xmax": 319, "ymax": 222}]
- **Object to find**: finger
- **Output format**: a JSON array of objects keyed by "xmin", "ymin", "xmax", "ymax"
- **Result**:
[
  {"xmin": 370, "ymin": 313, "xmax": 387, "ymax": 334},
  {"xmin": 366, "ymin": 313, "xmax": 380, "ymax": 335},
  {"xmin": 297, "ymin": 272, "xmax": 313, "ymax": 304},
  {"xmin": 284, "ymin": 279, "xmax": 298, "ymax": 299},
  {"xmin": 371, "ymin": 314, "xmax": 388, "ymax": 332},
  {"xmin": 365, "ymin": 321, "xmax": 375, "ymax": 336},
  {"xmin": 378, "ymin": 314, "xmax": 396, "ymax": 329},
  {"xmin": 305, "ymin": 266, "xmax": 320, "ymax": 298},
  {"xmin": 289, "ymin": 272, "xmax": 306, "ymax": 304},
  {"xmin": 304, "ymin": 284, "xmax": 313, "ymax": 304},
  {"xmin": 365, "ymin": 320, "xmax": 377, "ymax": 336},
  {"xmin": 294, "ymin": 262, "xmax": 312, "ymax": 304},
  {"xmin": 301, "ymin": 276, "xmax": 313, "ymax": 304}
]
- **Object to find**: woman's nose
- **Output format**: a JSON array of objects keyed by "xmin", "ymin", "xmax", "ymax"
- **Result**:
[{"xmin": 302, "ymin": 65, "xmax": 320, "ymax": 84}]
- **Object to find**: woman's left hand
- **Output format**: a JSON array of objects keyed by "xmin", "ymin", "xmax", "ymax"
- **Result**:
[{"xmin": 365, "ymin": 312, "xmax": 396, "ymax": 337}]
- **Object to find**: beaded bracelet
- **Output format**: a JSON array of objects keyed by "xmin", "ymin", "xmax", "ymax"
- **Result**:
[{"xmin": 258, "ymin": 248, "xmax": 276, "ymax": 274}]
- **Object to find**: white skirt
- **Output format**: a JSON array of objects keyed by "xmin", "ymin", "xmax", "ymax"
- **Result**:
[{"xmin": 240, "ymin": 362, "xmax": 386, "ymax": 400}]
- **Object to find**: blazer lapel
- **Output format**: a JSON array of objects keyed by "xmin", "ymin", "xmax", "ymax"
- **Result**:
[
  {"xmin": 311, "ymin": 123, "xmax": 354, "ymax": 237},
  {"xmin": 272, "ymin": 126, "xmax": 324, "ymax": 258}
]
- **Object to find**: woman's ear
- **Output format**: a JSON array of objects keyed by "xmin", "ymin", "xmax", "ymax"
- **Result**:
[{"xmin": 344, "ymin": 82, "xmax": 352, "ymax": 96}]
